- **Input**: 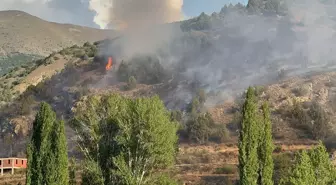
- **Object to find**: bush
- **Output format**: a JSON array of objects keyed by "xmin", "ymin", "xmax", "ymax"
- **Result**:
[
  {"xmin": 254, "ymin": 85, "xmax": 265, "ymax": 97},
  {"xmin": 74, "ymin": 50, "xmax": 86, "ymax": 58},
  {"xmin": 117, "ymin": 56, "xmax": 167, "ymax": 84},
  {"xmin": 12, "ymin": 80, "xmax": 20, "ymax": 86},
  {"xmin": 210, "ymin": 124, "xmax": 229, "ymax": 143},
  {"xmin": 19, "ymin": 94, "xmax": 35, "ymax": 115},
  {"xmin": 125, "ymin": 76, "xmax": 137, "ymax": 90},
  {"xmin": 171, "ymin": 110, "xmax": 183, "ymax": 122},
  {"xmin": 197, "ymin": 89, "xmax": 206, "ymax": 104},
  {"xmin": 290, "ymin": 100, "xmax": 331, "ymax": 140},
  {"xmin": 81, "ymin": 160, "xmax": 104, "ymax": 185},
  {"xmin": 214, "ymin": 165, "xmax": 236, "ymax": 174},
  {"xmin": 308, "ymin": 101, "xmax": 331, "ymax": 140},
  {"xmin": 186, "ymin": 112, "xmax": 214, "ymax": 144},
  {"xmin": 83, "ymin": 42, "xmax": 92, "ymax": 47},
  {"xmin": 273, "ymin": 153, "xmax": 294, "ymax": 184},
  {"xmin": 292, "ymin": 85, "xmax": 310, "ymax": 97}
]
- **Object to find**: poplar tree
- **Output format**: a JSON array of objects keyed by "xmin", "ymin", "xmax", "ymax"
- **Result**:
[
  {"xmin": 51, "ymin": 120, "xmax": 69, "ymax": 184},
  {"xmin": 258, "ymin": 102, "xmax": 274, "ymax": 185},
  {"xmin": 238, "ymin": 87, "xmax": 259, "ymax": 185},
  {"xmin": 26, "ymin": 102, "xmax": 69, "ymax": 185},
  {"xmin": 26, "ymin": 102, "xmax": 56, "ymax": 185}
]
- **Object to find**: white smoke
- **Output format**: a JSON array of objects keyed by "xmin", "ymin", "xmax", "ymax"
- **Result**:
[
  {"xmin": 88, "ymin": 0, "xmax": 184, "ymax": 29},
  {"xmin": 88, "ymin": 0, "xmax": 113, "ymax": 29}
]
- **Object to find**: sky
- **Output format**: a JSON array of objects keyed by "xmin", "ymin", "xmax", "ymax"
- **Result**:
[{"xmin": 0, "ymin": 0, "xmax": 248, "ymax": 29}]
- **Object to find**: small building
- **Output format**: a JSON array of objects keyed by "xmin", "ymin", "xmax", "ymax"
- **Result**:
[{"xmin": 0, "ymin": 158, "xmax": 27, "ymax": 175}]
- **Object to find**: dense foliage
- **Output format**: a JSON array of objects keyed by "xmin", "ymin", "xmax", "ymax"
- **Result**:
[
  {"xmin": 26, "ymin": 102, "xmax": 69, "ymax": 185},
  {"xmin": 71, "ymin": 94, "xmax": 178, "ymax": 185},
  {"xmin": 238, "ymin": 87, "xmax": 260, "ymax": 185}
]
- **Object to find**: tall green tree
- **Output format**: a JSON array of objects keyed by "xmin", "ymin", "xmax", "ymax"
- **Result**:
[
  {"xmin": 50, "ymin": 120, "xmax": 69, "ymax": 184},
  {"xmin": 26, "ymin": 102, "xmax": 55, "ymax": 185},
  {"xmin": 308, "ymin": 142, "xmax": 336, "ymax": 184},
  {"xmin": 238, "ymin": 87, "xmax": 260, "ymax": 185},
  {"xmin": 280, "ymin": 142, "xmax": 336, "ymax": 185},
  {"xmin": 26, "ymin": 102, "xmax": 69, "ymax": 185},
  {"xmin": 72, "ymin": 94, "xmax": 178, "ymax": 185},
  {"xmin": 258, "ymin": 102, "xmax": 274, "ymax": 185},
  {"xmin": 281, "ymin": 150, "xmax": 315, "ymax": 185}
]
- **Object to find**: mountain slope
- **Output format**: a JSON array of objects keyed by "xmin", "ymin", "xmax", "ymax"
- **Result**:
[{"xmin": 0, "ymin": 10, "xmax": 117, "ymax": 57}]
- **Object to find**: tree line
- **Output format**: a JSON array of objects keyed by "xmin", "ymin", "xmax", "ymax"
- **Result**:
[
  {"xmin": 25, "ymin": 87, "xmax": 336, "ymax": 185},
  {"xmin": 238, "ymin": 87, "xmax": 336, "ymax": 185}
]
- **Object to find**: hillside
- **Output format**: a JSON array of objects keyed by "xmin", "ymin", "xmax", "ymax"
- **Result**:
[
  {"xmin": 0, "ymin": 10, "xmax": 117, "ymax": 57},
  {"xmin": 0, "ymin": 10, "xmax": 118, "ymax": 76},
  {"xmin": 2, "ymin": 1, "xmax": 336, "ymax": 184},
  {"xmin": 0, "ymin": 40, "xmax": 332, "ymax": 184}
]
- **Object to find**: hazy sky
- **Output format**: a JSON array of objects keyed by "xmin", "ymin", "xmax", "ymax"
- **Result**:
[{"xmin": 0, "ymin": 0, "xmax": 247, "ymax": 28}]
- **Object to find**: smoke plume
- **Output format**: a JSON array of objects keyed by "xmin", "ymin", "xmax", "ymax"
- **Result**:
[
  {"xmin": 96, "ymin": 0, "xmax": 336, "ymax": 108},
  {"xmin": 89, "ymin": 0, "xmax": 184, "ymax": 29}
]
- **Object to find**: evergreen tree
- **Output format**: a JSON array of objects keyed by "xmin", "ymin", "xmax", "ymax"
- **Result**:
[
  {"xmin": 258, "ymin": 102, "xmax": 274, "ymax": 185},
  {"xmin": 283, "ymin": 151, "xmax": 316, "ymax": 185},
  {"xmin": 26, "ymin": 102, "xmax": 69, "ymax": 185},
  {"xmin": 25, "ymin": 143, "xmax": 33, "ymax": 185},
  {"xmin": 238, "ymin": 87, "xmax": 259, "ymax": 185},
  {"xmin": 51, "ymin": 120, "xmax": 69, "ymax": 184},
  {"xmin": 280, "ymin": 142, "xmax": 336, "ymax": 185},
  {"xmin": 26, "ymin": 102, "xmax": 56, "ymax": 185},
  {"xmin": 308, "ymin": 142, "xmax": 336, "ymax": 184}
]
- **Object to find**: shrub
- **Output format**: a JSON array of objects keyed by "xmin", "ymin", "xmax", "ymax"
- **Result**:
[
  {"xmin": 308, "ymin": 101, "xmax": 331, "ymax": 140},
  {"xmin": 12, "ymin": 80, "xmax": 20, "ymax": 86},
  {"xmin": 83, "ymin": 42, "xmax": 92, "ymax": 47},
  {"xmin": 273, "ymin": 153, "xmax": 294, "ymax": 184},
  {"xmin": 125, "ymin": 76, "xmax": 137, "ymax": 90},
  {"xmin": 74, "ymin": 50, "xmax": 86, "ymax": 58},
  {"xmin": 214, "ymin": 165, "xmax": 236, "ymax": 174},
  {"xmin": 210, "ymin": 124, "xmax": 229, "ymax": 143},
  {"xmin": 186, "ymin": 112, "xmax": 214, "ymax": 144},
  {"xmin": 171, "ymin": 110, "xmax": 183, "ymax": 122},
  {"xmin": 290, "ymin": 100, "xmax": 331, "ymax": 140},
  {"xmin": 19, "ymin": 94, "xmax": 35, "ymax": 115},
  {"xmin": 197, "ymin": 89, "xmax": 206, "ymax": 104},
  {"xmin": 292, "ymin": 85, "xmax": 310, "ymax": 97},
  {"xmin": 254, "ymin": 85, "xmax": 265, "ymax": 97}
]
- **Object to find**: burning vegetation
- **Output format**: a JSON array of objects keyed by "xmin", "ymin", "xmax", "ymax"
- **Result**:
[{"xmin": 105, "ymin": 57, "xmax": 113, "ymax": 70}]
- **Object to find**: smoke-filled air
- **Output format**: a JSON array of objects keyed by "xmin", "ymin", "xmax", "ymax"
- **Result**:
[
  {"xmin": 89, "ymin": 0, "xmax": 184, "ymax": 29},
  {"xmin": 90, "ymin": 0, "xmax": 336, "ymax": 109}
]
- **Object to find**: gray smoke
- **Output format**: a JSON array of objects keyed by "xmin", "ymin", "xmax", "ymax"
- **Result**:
[{"xmin": 100, "ymin": 0, "xmax": 336, "ymax": 108}]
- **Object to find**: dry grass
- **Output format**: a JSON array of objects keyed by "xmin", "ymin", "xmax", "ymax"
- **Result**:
[{"xmin": 0, "ymin": 10, "xmax": 118, "ymax": 57}]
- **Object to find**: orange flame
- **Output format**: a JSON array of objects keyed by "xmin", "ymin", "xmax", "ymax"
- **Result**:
[{"xmin": 106, "ymin": 57, "xmax": 113, "ymax": 70}]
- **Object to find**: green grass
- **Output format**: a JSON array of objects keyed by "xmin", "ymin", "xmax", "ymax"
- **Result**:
[{"xmin": 0, "ymin": 53, "xmax": 43, "ymax": 76}]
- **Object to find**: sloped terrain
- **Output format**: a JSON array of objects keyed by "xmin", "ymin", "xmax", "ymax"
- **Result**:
[
  {"xmin": 0, "ymin": 10, "xmax": 117, "ymax": 57},
  {"xmin": 0, "ymin": 41, "xmax": 333, "ymax": 184},
  {"xmin": 2, "ymin": 2, "xmax": 336, "ymax": 184}
]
